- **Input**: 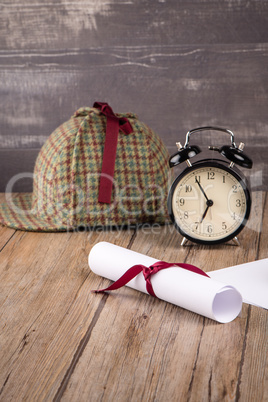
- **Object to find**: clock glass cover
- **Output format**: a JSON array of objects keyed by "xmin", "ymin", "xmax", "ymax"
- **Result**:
[{"xmin": 168, "ymin": 161, "xmax": 251, "ymax": 244}]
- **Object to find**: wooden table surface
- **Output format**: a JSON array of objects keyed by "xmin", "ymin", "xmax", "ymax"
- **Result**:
[{"xmin": 0, "ymin": 192, "xmax": 267, "ymax": 402}]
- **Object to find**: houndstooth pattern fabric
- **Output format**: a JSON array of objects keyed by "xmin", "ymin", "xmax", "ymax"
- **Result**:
[{"xmin": 0, "ymin": 106, "xmax": 170, "ymax": 231}]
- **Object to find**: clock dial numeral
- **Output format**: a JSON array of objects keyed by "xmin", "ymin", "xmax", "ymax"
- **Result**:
[
  {"xmin": 179, "ymin": 198, "xmax": 185, "ymax": 206},
  {"xmin": 206, "ymin": 224, "xmax": 213, "ymax": 234},
  {"xmin": 195, "ymin": 175, "xmax": 201, "ymax": 183},
  {"xmin": 185, "ymin": 185, "xmax": 192, "ymax": 192},
  {"xmin": 194, "ymin": 222, "xmax": 199, "ymax": 230},
  {"xmin": 222, "ymin": 222, "xmax": 227, "ymax": 230},
  {"xmin": 207, "ymin": 171, "xmax": 215, "ymax": 180}
]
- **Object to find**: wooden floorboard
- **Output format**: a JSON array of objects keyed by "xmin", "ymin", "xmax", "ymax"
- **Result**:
[
  {"xmin": 0, "ymin": 192, "xmax": 267, "ymax": 401},
  {"xmin": 0, "ymin": 228, "xmax": 135, "ymax": 400},
  {"xmin": 238, "ymin": 192, "xmax": 268, "ymax": 402}
]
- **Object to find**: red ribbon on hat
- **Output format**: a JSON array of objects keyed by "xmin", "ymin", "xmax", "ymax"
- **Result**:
[
  {"xmin": 93, "ymin": 102, "xmax": 133, "ymax": 204},
  {"xmin": 92, "ymin": 260, "xmax": 210, "ymax": 297}
]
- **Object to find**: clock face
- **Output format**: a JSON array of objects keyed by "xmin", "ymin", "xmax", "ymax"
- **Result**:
[{"xmin": 168, "ymin": 161, "xmax": 251, "ymax": 244}]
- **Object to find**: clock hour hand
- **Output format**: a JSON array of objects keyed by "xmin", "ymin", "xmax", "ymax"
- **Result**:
[
  {"xmin": 200, "ymin": 199, "xmax": 213, "ymax": 223},
  {"xmin": 200, "ymin": 205, "xmax": 209, "ymax": 223}
]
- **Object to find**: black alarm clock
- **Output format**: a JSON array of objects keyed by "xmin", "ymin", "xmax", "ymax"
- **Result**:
[{"xmin": 168, "ymin": 126, "xmax": 253, "ymax": 246}]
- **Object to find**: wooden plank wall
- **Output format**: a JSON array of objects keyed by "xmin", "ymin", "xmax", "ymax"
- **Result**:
[{"xmin": 0, "ymin": 0, "xmax": 267, "ymax": 192}]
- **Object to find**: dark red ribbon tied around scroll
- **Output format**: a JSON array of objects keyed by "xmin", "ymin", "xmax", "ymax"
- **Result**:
[
  {"xmin": 93, "ymin": 261, "xmax": 210, "ymax": 298},
  {"xmin": 93, "ymin": 102, "xmax": 133, "ymax": 204}
]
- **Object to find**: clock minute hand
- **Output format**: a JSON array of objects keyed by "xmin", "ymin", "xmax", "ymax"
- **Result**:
[{"xmin": 196, "ymin": 180, "xmax": 209, "ymax": 202}]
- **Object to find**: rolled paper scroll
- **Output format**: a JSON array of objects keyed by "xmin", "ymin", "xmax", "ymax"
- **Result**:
[
  {"xmin": 208, "ymin": 258, "xmax": 268, "ymax": 309},
  {"xmin": 88, "ymin": 242, "xmax": 242, "ymax": 323}
]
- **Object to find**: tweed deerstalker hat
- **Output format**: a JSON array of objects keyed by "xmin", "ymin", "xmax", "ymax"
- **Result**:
[{"xmin": 0, "ymin": 102, "xmax": 170, "ymax": 231}]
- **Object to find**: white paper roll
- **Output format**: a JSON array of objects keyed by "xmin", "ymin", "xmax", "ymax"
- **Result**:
[{"xmin": 88, "ymin": 242, "xmax": 242, "ymax": 323}]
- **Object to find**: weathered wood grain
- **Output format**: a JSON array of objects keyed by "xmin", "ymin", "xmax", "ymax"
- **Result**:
[
  {"xmin": 237, "ymin": 192, "xmax": 268, "ymax": 402},
  {"xmin": 259, "ymin": 192, "xmax": 268, "ymax": 261},
  {"xmin": 0, "ymin": 228, "xmax": 135, "ymax": 401},
  {"xmin": 0, "ymin": 150, "xmax": 38, "ymax": 192},
  {"xmin": 1, "ymin": 45, "xmax": 268, "ymax": 148},
  {"xmin": 1, "ymin": 0, "xmax": 268, "ymax": 50},
  {"xmin": 0, "ymin": 192, "xmax": 267, "ymax": 401},
  {"xmin": 0, "ymin": 224, "xmax": 15, "ymax": 251},
  {"xmin": 0, "ymin": 44, "xmax": 267, "ymax": 191},
  {"xmin": 57, "ymin": 191, "xmax": 266, "ymax": 401},
  {"xmin": 0, "ymin": 194, "xmax": 16, "ymax": 250},
  {"xmin": 60, "ymin": 288, "xmax": 206, "ymax": 402},
  {"xmin": 1, "ymin": 0, "xmax": 268, "ymax": 192},
  {"xmin": 0, "ymin": 1, "xmax": 267, "ymax": 398}
]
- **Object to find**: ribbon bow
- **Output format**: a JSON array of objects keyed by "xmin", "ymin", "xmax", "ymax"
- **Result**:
[
  {"xmin": 93, "ymin": 260, "xmax": 210, "ymax": 298},
  {"xmin": 93, "ymin": 102, "xmax": 133, "ymax": 204}
]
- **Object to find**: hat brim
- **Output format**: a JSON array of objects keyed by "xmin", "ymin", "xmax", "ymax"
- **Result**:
[
  {"xmin": 0, "ymin": 193, "xmax": 67, "ymax": 232},
  {"xmin": 0, "ymin": 194, "xmax": 170, "ymax": 232}
]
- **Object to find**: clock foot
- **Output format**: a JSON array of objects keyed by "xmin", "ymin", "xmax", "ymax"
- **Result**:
[
  {"xmin": 231, "ymin": 236, "xmax": 240, "ymax": 246},
  {"xmin": 181, "ymin": 237, "xmax": 188, "ymax": 246},
  {"xmin": 180, "ymin": 236, "xmax": 240, "ymax": 246}
]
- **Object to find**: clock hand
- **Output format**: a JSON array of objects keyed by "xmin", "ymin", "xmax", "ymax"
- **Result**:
[
  {"xmin": 200, "ymin": 199, "xmax": 214, "ymax": 223},
  {"xmin": 196, "ymin": 181, "xmax": 209, "ymax": 202},
  {"xmin": 200, "ymin": 205, "xmax": 209, "ymax": 223}
]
